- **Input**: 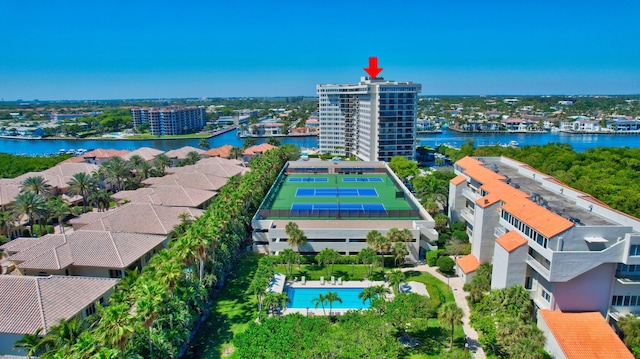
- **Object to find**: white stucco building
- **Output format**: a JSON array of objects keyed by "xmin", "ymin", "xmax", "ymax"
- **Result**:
[
  {"xmin": 317, "ymin": 77, "xmax": 421, "ymax": 162},
  {"xmin": 449, "ymin": 156, "xmax": 640, "ymax": 324}
]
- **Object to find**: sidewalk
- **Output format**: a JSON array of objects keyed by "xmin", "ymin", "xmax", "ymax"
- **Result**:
[{"xmin": 401, "ymin": 264, "xmax": 486, "ymax": 359}]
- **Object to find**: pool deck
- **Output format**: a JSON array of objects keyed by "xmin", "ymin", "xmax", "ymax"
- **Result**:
[{"xmin": 283, "ymin": 279, "xmax": 387, "ymax": 316}]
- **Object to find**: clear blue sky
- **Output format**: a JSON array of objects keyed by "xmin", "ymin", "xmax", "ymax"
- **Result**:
[{"xmin": 1, "ymin": 0, "xmax": 638, "ymax": 100}]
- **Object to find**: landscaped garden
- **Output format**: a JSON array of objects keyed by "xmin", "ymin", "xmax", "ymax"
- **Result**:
[{"xmin": 185, "ymin": 253, "xmax": 468, "ymax": 359}]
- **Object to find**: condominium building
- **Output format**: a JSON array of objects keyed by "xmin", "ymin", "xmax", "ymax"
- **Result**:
[
  {"xmin": 131, "ymin": 107, "xmax": 205, "ymax": 136},
  {"xmin": 449, "ymin": 156, "xmax": 640, "ymax": 324},
  {"xmin": 317, "ymin": 77, "xmax": 421, "ymax": 162},
  {"xmin": 251, "ymin": 161, "xmax": 438, "ymax": 261}
]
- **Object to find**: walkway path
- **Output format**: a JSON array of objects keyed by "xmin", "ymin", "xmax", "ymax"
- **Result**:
[{"xmin": 401, "ymin": 264, "xmax": 486, "ymax": 359}]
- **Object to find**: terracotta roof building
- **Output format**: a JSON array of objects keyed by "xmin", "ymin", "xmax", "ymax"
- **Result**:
[
  {"xmin": 203, "ymin": 144, "xmax": 233, "ymax": 158},
  {"xmin": 142, "ymin": 172, "xmax": 229, "ymax": 192},
  {"xmin": 242, "ymin": 143, "xmax": 277, "ymax": 162},
  {"xmin": 112, "ymin": 185, "xmax": 216, "ymax": 209},
  {"xmin": 164, "ymin": 146, "xmax": 205, "ymax": 166},
  {"xmin": 0, "ymin": 275, "xmax": 117, "ymax": 355},
  {"xmin": 538, "ymin": 310, "xmax": 634, "ymax": 359},
  {"xmin": 120, "ymin": 147, "xmax": 165, "ymax": 162},
  {"xmin": 69, "ymin": 203, "xmax": 203, "ymax": 235},
  {"xmin": 449, "ymin": 155, "xmax": 640, "ymax": 332},
  {"xmin": 80, "ymin": 149, "xmax": 130, "ymax": 165},
  {"xmin": 2, "ymin": 230, "xmax": 166, "ymax": 278}
]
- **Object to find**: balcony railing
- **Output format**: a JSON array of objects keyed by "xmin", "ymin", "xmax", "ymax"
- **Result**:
[
  {"xmin": 494, "ymin": 226, "xmax": 507, "ymax": 238},
  {"xmin": 462, "ymin": 187, "xmax": 480, "ymax": 201},
  {"xmin": 460, "ymin": 207, "xmax": 475, "ymax": 223},
  {"xmin": 526, "ymin": 255, "xmax": 551, "ymax": 280}
]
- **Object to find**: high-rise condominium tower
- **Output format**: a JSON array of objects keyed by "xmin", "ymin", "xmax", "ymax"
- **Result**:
[{"xmin": 317, "ymin": 77, "xmax": 421, "ymax": 162}]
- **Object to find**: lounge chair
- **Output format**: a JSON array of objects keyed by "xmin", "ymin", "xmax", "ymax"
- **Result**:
[
  {"xmin": 331, "ymin": 276, "xmax": 335, "ymax": 285},
  {"xmin": 320, "ymin": 276, "xmax": 325, "ymax": 285},
  {"xmin": 338, "ymin": 277, "xmax": 343, "ymax": 285},
  {"xmin": 301, "ymin": 276, "xmax": 306, "ymax": 285}
]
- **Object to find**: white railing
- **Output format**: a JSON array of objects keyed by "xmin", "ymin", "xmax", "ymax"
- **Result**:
[
  {"xmin": 462, "ymin": 187, "xmax": 480, "ymax": 200},
  {"xmin": 494, "ymin": 226, "xmax": 507, "ymax": 238},
  {"xmin": 526, "ymin": 255, "xmax": 551, "ymax": 280},
  {"xmin": 460, "ymin": 208, "xmax": 475, "ymax": 223}
]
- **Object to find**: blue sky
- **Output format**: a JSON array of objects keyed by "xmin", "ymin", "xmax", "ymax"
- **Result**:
[{"xmin": 1, "ymin": 0, "xmax": 638, "ymax": 100}]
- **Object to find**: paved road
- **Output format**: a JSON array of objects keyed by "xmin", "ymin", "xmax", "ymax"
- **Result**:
[{"xmin": 402, "ymin": 264, "xmax": 487, "ymax": 359}]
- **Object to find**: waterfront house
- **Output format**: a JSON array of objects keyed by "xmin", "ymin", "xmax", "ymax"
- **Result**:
[
  {"xmin": 80, "ymin": 148, "xmax": 130, "ymax": 165},
  {"xmin": 142, "ymin": 172, "xmax": 229, "ymax": 192},
  {"xmin": 120, "ymin": 147, "xmax": 165, "ymax": 163},
  {"xmin": 164, "ymin": 146, "xmax": 205, "ymax": 166},
  {"xmin": 203, "ymin": 144, "xmax": 233, "ymax": 159},
  {"xmin": 242, "ymin": 143, "xmax": 277, "ymax": 162},
  {"xmin": 0, "ymin": 275, "xmax": 117, "ymax": 356},
  {"xmin": 170, "ymin": 157, "xmax": 248, "ymax": 177},
  {"xmin": 112, "ymin": 185, "xmax": 216, "ymax": 209}
]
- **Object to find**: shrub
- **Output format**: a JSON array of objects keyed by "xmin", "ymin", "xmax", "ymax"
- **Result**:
[
  {"xmin": 452, "ymin": 230, "xmax": 469, "ymax": 242},
  {"xmin": 451, "ymin": 221, "xmax": 467, "ymax": 232},
  {"xmin": 436, "ymin": 256, "xmax": 455, "ymax": 273},
  {"xmin": 426, "ymin": 249, "xmax": 444, "ymax": 266}
]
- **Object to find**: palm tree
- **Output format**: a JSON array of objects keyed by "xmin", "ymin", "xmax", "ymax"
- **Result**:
[
  {"xmin": 285, "ymin": 221, "xmax": 307, "ymax": 253},
  {"xmin": 13, "ymin": 191, "xmax": 47, "ymax": 237},
  {"xmin": 127, "ymin": 154, "xmax": 144, "ymax": 170},
  {"xmin": 135, "ymin": 282, "xmax": 166, "ymax": 357},
  {"xmin": 229, "ymin": 146, "xmax": 242, "ymax": 160},
  {"xmin": 366, "ymin": 230, "xmax": 390, "ymax": 272},
  {"xmin": 41, "ymin": 317, "xmax": 83, "ymax": 353},
  {"xmin": 185, "ymin": 151, "xmax": 201, "ymax": 165},
  {"xmin": 263, "ymin": 292, "xmax": 289, "ymax": 316},
  {"xmin": 356, "ymin": 247, "xmax": 377, "ymax": 278},
  {"xmin": 66, "ymin": 172, "xmax": 97, "ymax": 212},
  {"xmin": 89, "ymin": 190, "xmax": 112, "ymax": 212},
  {"xmin": 392, "ymin": 242, "xmax": 409, "ymax": 267},
  {"xmin": 136, "ymin": 161, "xmax": 152, "ymax": 179},
  {"xmin": 0, "ymin": 211, "xmax": 15, "ymax": 239},
  {"xmin": 438, "ymin": 301, "xmax": 464, "ymax": 349},
  {"xmin": 21, "ymin": 175, "xmax": 52, "ymax": 197},
  {"xmin": 96, "ymin": 303, "xmax": 135, "ymax": 359},
  {"xmin": 311, "ymin": 293, "xmax": 328, "ymax": 316},
  {"xmin": 198, "ymin": 138, "xmax": 210, "ymax": 150},
  {"xmin": 325, "ymin": 291, "xmax": 342, "ymax": 316},
  {"xmin": 13, "ymin": 328, "xmax": 45, "ymax": 358},
  {"xmin": 388, "ymin": 269, "xmax": 406, "ymax": 294},
  {"xmin": 358, "ymin": 287, "xmax": 377, "ymax": 304},
  {"xmin": 153, "ymin": 154, "xmax": 170, "ymax": 176},
  {"xmin": 101, "ymin": 157, "xmax": 132, "ymax": 192},
  {"xmin": 47, "ymin": 197, "xmax": 70, "ymax": 234}
]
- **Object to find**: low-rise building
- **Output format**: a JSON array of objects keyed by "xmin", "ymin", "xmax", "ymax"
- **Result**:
[
  {"xmin": 0, "ymin": 275, "xmax": 117, "ymax": 356},
  {"xmin": 242, "ymin": 143, "xmax": 277, "ymax": 162},
  {"xmin": 449, "ymin": 156, "xmax": 640, "ymax": 323},
  {"xmin": 252, "ymin": 161, "xmax": 437, "ymax": 260}
]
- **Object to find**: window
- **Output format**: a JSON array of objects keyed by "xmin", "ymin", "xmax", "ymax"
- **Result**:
[
  {"xmin": 85, "ymin": 303, "xmax": 96, "ymax": 317},
  {"xmin": 541, "ymin": 289, "xmax": 551, "ymax": 302},
  {"xmin": 109, "ymin": 269, "xmax": 123, "ymax": 278},
  {"xmin": 630, "ymin": 245, "xmax": 640, "ymax": 256}
]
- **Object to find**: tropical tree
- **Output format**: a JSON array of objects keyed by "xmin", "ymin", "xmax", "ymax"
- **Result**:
[
  {"xmin": 96, "ymin": 303, "xmax": 136, "ymax": 359},
  {"xmin": 438, "ymin": 301, "xmax": 464, "ymax": 349},
  {"xmin": 89, "ymin": 190, "xmax": 112, "ymax": 212},
  {"xmin": 359, "ymin": 285, "xmax": 391, "ymax": 304},
  {"xmin": 136, "ymin": 161, "xmax": 152, "ymax": 179},
  {"xmin": 127, "ymin": 154, "xmax": 145, "ymax": 169},
  {"xmin": 0, "ymin": 211, "xmax": 16, "ymax": 239},
  {"xmin": 311, "ymin": 293, "xmax": 328, "ymax": 316},
  {"xmin": 267, "ymin": 137, "xmax": 281, "ymax": 146},
  {"xmin": 285, "ymin": 221, "xmax": 307, "ymax": 253},
  {"xmin": 280, "ymin": 248, "xmax": 299, "ymax": 276},
  {"xmin": 387, "ymin": 269, "xmax": 406, "ymax": 294},
  {"xmin": 21, "ymin": 175, "xmax": 52, "ymax": 197},
  {"xmin": 392, "ymin": 242, "xmax": 409, "ymax": 267},
  {"xmin": 316, "ymin": 248, "xmax": 341, "ymax": 276},
  {"xmin": 66, "ymin": 172, "xmax": 97, "ymax": 212},
  {"xmin": 184, "ymin": 151, "xmax": 201, "ymax": 165},
  {"xmin": 325, "ymin": 291, "xmax": 342, "ymax": 316},
  {"xmin": 198, "ymin": 138, "xmax": 210, "ymax": 150},
  {"xmin": 263, "ymin": 292, "xmax": 289, "ymax": 316},
  {"xmin": 366, "ymin": 230, "xmax": 390, "ymax": 272},
  {"xmin": 242, "ymin": 137, "xmax": 257, "ymax": 150},
  {"xmin": 619, "ymin": 314, "xmax": 640, "ymax": 357},
  {"xmin": 13, "ymin": 328, "xmax": 45, "ymax": 358},
  {"xmin": 13, "ymin": 191, "xmax": 47, "ymax": 237},
  {"xmin": 47, "ymin": 197, "xmax": 70, "ymax": 234},
  {"xmin": 229, "ymin": 146, "xmax": 243, "ymax": 160},
  {"xmin": 356, "ymin": 247, "xmax": 377, "ymax": 278},
  {"xmin": 101, "ymin": 157, "xmax": 132, "ymax": 191},
  {"xmin": 40, "ymin": 317, "xmax": 84, "ymax": 355},
  {"xmin": 153, "ymin": 154, "xmax": 171, "ymax": 176},
  {"xmin": 135, "ymin": 282, "xmax": 166, "ymax": 357}
]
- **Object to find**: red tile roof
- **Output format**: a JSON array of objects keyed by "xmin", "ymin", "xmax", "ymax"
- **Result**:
[
  {"xmin": 164, "ymin": 146, "xmax": 205, "ymax": 160},
  {"xmin": 450, "ymin": 175, "xmax": 467, "ymax": 186},
  {"xmin": 456, "ymin": 254, "xmax": 480, "ymax": 274},
  {"xmin": 495, "ymin": 231, "xmax": 528, "ymax": 252},
  {"xmin": 112, "ymin": 185, "xmax": 216, "ymax": 207},
  {"xmin": 540, "ymin": 310, "xmax": 634, "ymax": 359},
  {"xmin": 82, "ymin": 148, "xmax": 130, "ymax": 160},
  {"xmin": 501, "ymin": 198, "xmax": 573, "ymax": 238},
  {"xmin": 243, "ymin": 143, "xmax": 277, "ymax": 155},
  {"xmin": 121, "ymin": 147, "xmax": 165, "ymax": 161},
  {"xmin": 203, "ymin": 144, "xmax": 233, "ymax": 158},
  {"xmin": 0, "ymin": 275, "xmax": 117, "ymax": 335}
]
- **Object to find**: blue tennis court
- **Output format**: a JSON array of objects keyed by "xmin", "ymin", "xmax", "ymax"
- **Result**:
[
  {"xmin": 295, "ymin": 188, "xmax": 378, "ymax": 197},
  {"xmin": 290, "ymin": 203, "xmax": 387, "ymax": 216},
  {"xmin": 342, "ymin": 177, "xmax": 384, "ymax": 183},
  {"xmin": 288, "ymin": 177, "xmax": 329, "ymax": 183}
]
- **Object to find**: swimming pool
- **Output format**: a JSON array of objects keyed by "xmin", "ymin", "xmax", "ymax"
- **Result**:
[{"xmin": 286, "ymin": 287, "xmax": 371, "ymax": 309}]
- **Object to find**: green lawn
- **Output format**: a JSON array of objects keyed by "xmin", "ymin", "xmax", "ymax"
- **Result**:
[
  {"xmin": 185, "ymin": 259, "xmax": 466, "ymax": 359},
  {"xmin": 182, "ymin": 253, "xmax": 261, "ymax": 359}
]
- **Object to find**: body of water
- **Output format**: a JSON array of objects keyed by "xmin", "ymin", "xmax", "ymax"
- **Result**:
[{"xmin": 0, "ymin": 129, "xmax": 639, "ymax": 156}]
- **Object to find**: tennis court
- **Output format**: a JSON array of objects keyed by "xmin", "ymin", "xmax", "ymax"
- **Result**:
[
  {"xmin": 288, "ymin": 177, "xmax": 329, "ymax": 183},
  {"xmin": 342, "ymin": 177, "xmax": 384, "ymax": 183},
  {"xmin": 290, "ymin": 203, "xmax": 387, "ymax": 216},
  {"xmin": 295, "ymin": 188, "xmax": 378, "ymax": 197}
]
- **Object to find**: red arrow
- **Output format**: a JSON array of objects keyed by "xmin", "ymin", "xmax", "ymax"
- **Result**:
[{"xmin": 363, "ymin": 57, "xmax": 383, "ymax": 78}]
